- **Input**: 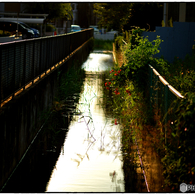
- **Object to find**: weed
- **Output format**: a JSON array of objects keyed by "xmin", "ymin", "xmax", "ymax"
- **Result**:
[{"xmin": 93, "ymin": 39, "xmax": 113, "ymax": 51}]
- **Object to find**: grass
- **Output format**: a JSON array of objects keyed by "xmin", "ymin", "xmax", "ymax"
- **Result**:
[{"xmin": 93, "ymin": 39, "xmax": 113, "ymax": 51}]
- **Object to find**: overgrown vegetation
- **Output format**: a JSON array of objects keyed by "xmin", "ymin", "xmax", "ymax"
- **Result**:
[
  {"xmin": 46, "ymin": 24, "xmax": 56, "ymax": 32},
  {"xmin": 93, "ymin": 39, "xmax": 113, "ymax": 51},
  {"xmin": 41, "ymin": 62, "xmax": 86, "ymax": 148},
  {"xmin": 102, "ymin": 68, "xmax": 149, "ymax": 192},
  {"xmin": 93, "ymin": 3, "xmax": 163, "ymax": 32},
  {"xmin": 103, "ymin": 27, "xmax": 195, "ymax": 192}
]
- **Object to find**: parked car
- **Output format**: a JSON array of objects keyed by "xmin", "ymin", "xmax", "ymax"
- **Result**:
[
  {"xmin": 0, "ymin": 20, "xmax": 34, "ymax": 39},
  {"xmin": 18, "ymin": 21, "xmax": 40, "ymax": 38},
  {"xmin": 70, "ymin": 25, "xmax": 81, "ymax": 32},
  {"xmin": 89, "ymin": 25, "xmax": 99, "ymax": 34}
]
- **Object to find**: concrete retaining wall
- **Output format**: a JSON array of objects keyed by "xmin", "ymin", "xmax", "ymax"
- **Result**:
[{"xmin": 0, "ymin": 38, "xmax": 92, "ymax": 190}]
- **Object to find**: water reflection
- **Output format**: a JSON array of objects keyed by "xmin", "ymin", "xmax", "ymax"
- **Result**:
[{"xmin": 46, "ymin": 52, "xmax": 125, "ymax": 192}]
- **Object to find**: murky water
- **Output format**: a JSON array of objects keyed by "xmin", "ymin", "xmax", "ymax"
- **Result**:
[{"xmin": 45, "ymin": 52, "xmax": 125, "ymax": 192}]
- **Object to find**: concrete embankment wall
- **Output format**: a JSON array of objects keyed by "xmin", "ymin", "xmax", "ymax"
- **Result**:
[{"xmin": 0, "ymin": 38, "xmax": 92, "ymax": 190}]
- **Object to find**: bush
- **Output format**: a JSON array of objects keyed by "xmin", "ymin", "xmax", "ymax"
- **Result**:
[
  {"xmin": 112, "ymin": 29, "xmax": 195, "ymax": 191},
  {"xmin": 93, "ymin": 39, "xmax": 113, "ymax": 50}
]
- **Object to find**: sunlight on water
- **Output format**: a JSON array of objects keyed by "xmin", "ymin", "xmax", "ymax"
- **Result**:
[
  {"xmin": 81, "ymin": 53, "xmax": 114, "ymax": 72},
  {"xmin": 46, "ymin": 52, "xmax": 125, "ymax": 192}
]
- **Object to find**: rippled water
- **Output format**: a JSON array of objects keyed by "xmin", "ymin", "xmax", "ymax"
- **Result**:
[{"xmin": 46, "ymin": 52, "xmax": 125, "ymax": 192}]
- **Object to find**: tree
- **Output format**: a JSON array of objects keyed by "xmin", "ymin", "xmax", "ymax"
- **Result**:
[
  {"xmin": 23, "ymin": 3, "xmax": 73, "ymax": 22},
  {"xmin": 124, "ymin": 3, "xmax": 163, "ymax": 31},
  {"xmin": 93, "ymin": 3, "xmax": 132, "ymax": 32},
  {"xmin": 93, "ymin": 3, "xmax": 163, "ymax": 32}
]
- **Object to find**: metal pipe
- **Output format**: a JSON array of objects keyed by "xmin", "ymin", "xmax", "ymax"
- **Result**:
[
  {"xmin": 168, "ymin": 85, "xmax": 184, "ymax": 99},
  {"xmin": 134, "ymin": 136, "xmax": 150, "ymax": 192}
]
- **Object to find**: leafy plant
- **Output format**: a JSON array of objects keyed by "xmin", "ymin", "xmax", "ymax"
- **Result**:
[
  {"xmin": 93, "ymin": 39, "xmax": 113, "ymax": 50},
  {"xmin": 46, "ymin": 24, "xmax": 56, "ymax": 32},
  {"xmin": 111, "ymin": 29, "xmax": 195, "ymax": 191},
  {"xmin": 161, "ymin": 92, "xmax": 195, "ymax": 191}
]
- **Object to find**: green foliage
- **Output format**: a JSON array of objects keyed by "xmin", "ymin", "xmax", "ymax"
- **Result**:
[
  {"xmin": 122, "ymin": 35, "xmax": 169, "ymax": 92},
  {"xmin": 163, "ymin": 55, "xmax": 195, "ymax": 94},
  {"xmin": 162, "ymin": 92, "xmax": 195, "ymax": 190},
  {"xmin": 102, "ymin": 64, "xmax": 152, "ymax": 192},
  {"xmin": 168, "ymin": 17, "xmax": 173, "ymax": 27},
  {"xmin": 114, "ymin": 30, "xmax": 195, "ymax": 190},
  {"xmin": 58, "ymin": 62, "xmax": 85, "ymax": 101},
  {"xmin": 38, "ymin": 62, "xmax": 85, "ymax": 150},
  {"xmin": 114, "ymin": 36, "xmax": 123, "ymax": 50},
  {"xmin": 128, "ymin": 27, "xmax": 145, "ymax": 46},
  {"xmin": 46, "ymin": 24, "xmax": 56, "ymax": 32},
  {"xmin": 93, "ymin": 3, "xmax": 163, "ymax": 32},
  {"xmin": 24, "ymin": 3, "xmax": 73, "ymax": 22},
  {"xmin": 93, "ymin": 3, "xmax": 132, "ymax": 32},
  {"xmin": 123, "ymin": 3, "xmax": 163, "ymax": 31},
  {"xmin": 93, "ymin": 39, "xmax": 113, "ymax": 51}
]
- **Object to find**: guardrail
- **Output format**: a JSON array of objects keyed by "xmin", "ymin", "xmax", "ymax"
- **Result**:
[
  {"xmin": 0, "ymin": 29, "xmax": 93, "ymax": 107},
  {"xmin": 149, "ymin": 64, "xmax": 184, "ymax": 145}
]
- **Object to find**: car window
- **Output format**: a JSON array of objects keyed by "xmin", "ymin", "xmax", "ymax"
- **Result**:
[
  {"xmin": 19, "ymin": 23, "xmax": 26, "ymax": 29},
  {"xmin": 20, "ymin": 22, "xmax": 29, "ymax": 28},
  {"xmin": 9, "ymin": 23, "xmax": 17, "ymax": 31},
  {"xmin": 4, "ymin": 23, "xmax": 11, "ymax": 31},
  {"xmin": 0, "ymin": 22, "xmax": 3, "ymax": 29}
]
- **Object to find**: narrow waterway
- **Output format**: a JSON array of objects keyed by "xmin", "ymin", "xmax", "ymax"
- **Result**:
[
  {"xmin": 1, "ymin": 50, "xmax": 167, "ymax": 193},
  {"xmin": 45, "ymin": 51, "xmax": 125, "ymax": 192}
]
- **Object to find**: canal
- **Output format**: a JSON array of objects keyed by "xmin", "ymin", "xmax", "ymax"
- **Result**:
[
  {"xmin": 1, "ymin": 51, "xmax": 125, "ymax": 192},
  {"xmin": 46, "ymin": 51, "xmax": 125, "ymax": 192}
]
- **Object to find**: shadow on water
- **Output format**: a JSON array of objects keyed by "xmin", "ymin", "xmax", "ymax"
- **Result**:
[
  {"xmin": 1, "ymin": 94, "xmax": 81, "ymax": 192},
  {"xmin": 1, "ymin": 63, "xmax": 84, "ymax": 192}
]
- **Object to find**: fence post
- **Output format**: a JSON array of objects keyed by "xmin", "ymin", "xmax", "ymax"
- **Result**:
[
  {"xmin": 165, "ymin": 84, "xmax": 168, "ymax": 146},
  {"xmin": 39, "ymin": 39, "xmax": 42, "ymax": 79},
  {"xmin": 0, "ymin": 47, "xmax": 2, "ymax": 105},
  {"xmin": 23, "ymin": 41, "xmax": 26, "ymax": 90},
  {"xmin": 12, "ymin": 42, "xmax": 16, "ymax": 98},
  {"xmin": 149, "ymin": 66, "xmax": 153, "ymax": 112},
  {"xmin": 156, "ymin": 77, "xmax": 159, "ymax": 116},
  {"xmin": 31, "ymin": 41, "xmax": 35, "ymax": 85}
]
